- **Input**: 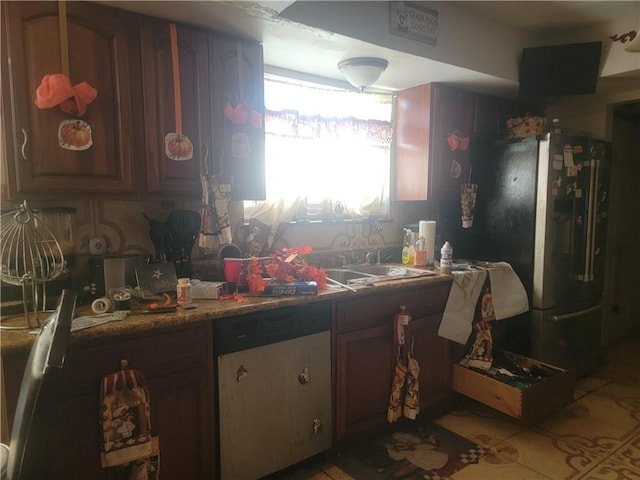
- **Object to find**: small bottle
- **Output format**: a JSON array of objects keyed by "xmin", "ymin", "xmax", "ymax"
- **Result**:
[
  {"xmin": 177, "ymin": 278, "xmax": 192, "ymax": 305},
  {"xmin": 440, "ymin": 241, "xmax": 453, "ymax": 274},
  {"xmin": 413, "ymin": 235, "xmax": 427, "ymax": 267}
]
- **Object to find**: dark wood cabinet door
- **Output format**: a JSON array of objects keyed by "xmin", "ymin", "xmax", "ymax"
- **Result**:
[
  {"xmin": 210, "ymin": 34, "xmax": 265, "ymax": 200},
  {"xmin": 334, "ymin": 282, "xmax": 452, "ymax": 440},
  {"xmin": 407, "ymin": 314, "xmax": 454, "ymax": 411},
  {"xmin": 395, "ymin": 83, "xmax": 479, "ymax": 201},
  {"xmin": 429, "ymin": 84, "xmax": 475, "ymax": 201},
  {"xmin": 336, "ymin": 324, "xmax": 395, "ymax": 440},
  {"xmin": 473, "ymin": 93, "xmax": 502, "ymax": 138},
  {"xmin": 148, "ymin": 367, "xmax": 215, "ymax": 479},
  {"xmin": 140, "ymin": 20, "xmax": 210, "ymax": 196},
  {"xmin": 1, "ymin": 1, "xmax": 138, "ymax": 197},
  {"xmin": 2, "ymin": 324, "xmax": 215, "ymax": 480}
]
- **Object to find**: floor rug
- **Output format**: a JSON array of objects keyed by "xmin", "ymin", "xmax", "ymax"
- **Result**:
[{"xmin": 334, "ymin": 422, "xmax": 489, "ymax": 480}]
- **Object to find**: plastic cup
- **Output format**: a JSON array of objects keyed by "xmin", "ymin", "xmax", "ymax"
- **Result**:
[{"xmin": 223, "ymin": 258, "xmax": 243, "ymax": 283}]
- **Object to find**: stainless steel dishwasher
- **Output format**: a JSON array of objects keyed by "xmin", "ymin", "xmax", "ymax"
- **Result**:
[{"xmin": 213, "ymin": 301, "xmax": 332, "ymax": 480}]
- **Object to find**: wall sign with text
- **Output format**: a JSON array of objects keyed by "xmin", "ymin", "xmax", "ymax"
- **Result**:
[{"xmin": 389, "ymin": 1, "xmax": 438, "ymax": 45}]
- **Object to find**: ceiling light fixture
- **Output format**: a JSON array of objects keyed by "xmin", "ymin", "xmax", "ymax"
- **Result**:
[{"xmin": 338, "ymin": 57, "xmax": 389, "ymax": 91}]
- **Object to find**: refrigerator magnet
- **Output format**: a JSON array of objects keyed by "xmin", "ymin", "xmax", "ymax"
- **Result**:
[
  {"xmin": 573, "ymin": 145, "xmax": 584, "ymax": 154},
  {"xmin": 450, "ymin": 159, "xmax": 462, "ymax": 178},
  {"xmin": 553, "ymin": 154, "xmax": 563, "ymax": 170},
  {"xmin": 563, "ymin": 147, "xmax": 575, "ymax": 167},
  {"xmin": 575, "ymin": 188, "xmax": 583, "ymax": 198},
  {"xmin": 566, "ymin": 165, "xmax": 578, "ymax": 177}
]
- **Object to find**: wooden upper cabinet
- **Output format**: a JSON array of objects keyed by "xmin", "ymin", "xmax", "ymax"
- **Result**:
[
  {"xmin": 140, "ymin": 20, "xmax": 210, "ymax": 196},
  {"xmin": 1, "ymin": 1, "xmax": 139, "ymax": 197},
  {"xmin": 210, "ymin": 34, "xmax": 265, "ymax": 201},
  {"xmin": 430, "ymin": 84, "xmax": 475, "ymax": 201},
  {"xmin": 394, "ymin": 83, "xmax": 477, "ymax": 201},
  {"xmin": 394, "ymin": 84, "xmax": 432, "ymax": 201}
]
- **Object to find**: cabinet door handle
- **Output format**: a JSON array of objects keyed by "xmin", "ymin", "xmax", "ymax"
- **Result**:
[
  {"xmin": 312, "ymin": 417, "xmax": 322, "ymax": 434},
  {"xmin": 298, "ymin": 367, "xmax": 309, "ymax": 385},
  {"xmin": 20, "ymin": 128, "xmax": 28, "ymax": 160}
]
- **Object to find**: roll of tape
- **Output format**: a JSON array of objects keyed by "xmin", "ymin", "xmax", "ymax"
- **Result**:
[{"xmin": 92, "ymin": 297, "xmax": 112, "ymax": 315}]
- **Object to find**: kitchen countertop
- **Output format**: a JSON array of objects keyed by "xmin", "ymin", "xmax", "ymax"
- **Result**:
[{"xmin": 0, "ymin": 273, "xmax": 452, "ymax": 356}]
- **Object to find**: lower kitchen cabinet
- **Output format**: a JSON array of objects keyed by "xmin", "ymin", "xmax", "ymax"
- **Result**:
[
  {"xmin": 1, "ymin": 323, "xmax": 215, "ymax": 480},
  {"xmin": 407, "ymin": 313, "xmax": 454, "ymax": 410},
  {"xmin": 335, "ymin": 281, "xmax": 453, "ymax": 440},
  {"xmin": 336, "ymin": 323, "xmax": 395, "ymax": 439}
]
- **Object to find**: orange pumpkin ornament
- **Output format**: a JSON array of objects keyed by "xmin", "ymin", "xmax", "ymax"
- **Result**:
[
  {"xmin": 165, "ymin": 133, "xmax": 193, "ymax": 161},
  {"xmin": 58, "ymin": 119, "xmax": 92, "ymax": 151}
]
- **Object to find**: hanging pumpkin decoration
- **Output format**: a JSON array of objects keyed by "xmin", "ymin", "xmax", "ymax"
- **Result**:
[
  {"xmin": 34, "ymin": 2, "xmax": 97, "ymax": 151},
  {"xmin": 166, "ymin": 133, "xmax": 193, "ymax": 160},
  {"xmin": 164, "ymin": 23, "xmax": 193, "ymax": 161}
]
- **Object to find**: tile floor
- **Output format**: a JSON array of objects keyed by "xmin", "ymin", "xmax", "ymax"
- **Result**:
[{"xmin": 275, "ymin": 334, "xmax": 640, "ymax": 480}]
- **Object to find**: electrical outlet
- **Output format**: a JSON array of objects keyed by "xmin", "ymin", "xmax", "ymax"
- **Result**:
[{"xmin": 89, "ymin": 237, "xmax": 106, "ymax": 255}]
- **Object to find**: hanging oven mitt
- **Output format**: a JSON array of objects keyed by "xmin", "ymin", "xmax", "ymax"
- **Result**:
[
  {"xmin": 100, "ymin": 360, "xmax": 159, "ymax": 470},
  {"xmin": 387, "ymin": 306, "xmax": 412, "ymax": 423},
  {"xmin": 387, "ymin": 361, "xmax": 407, "ymax": 423},
  {"xmin": 403, "ymin": 355, "xmax": 420, "ymax": 420}
]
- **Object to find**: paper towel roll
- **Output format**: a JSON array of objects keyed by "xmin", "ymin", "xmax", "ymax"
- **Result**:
[
  {"xmin": 418, "ymin": 221, "xmax": 428, "ymax": 237},
  {"xmin": 420, "ymin": 221, "xmax": 436, "ymax": 264}
]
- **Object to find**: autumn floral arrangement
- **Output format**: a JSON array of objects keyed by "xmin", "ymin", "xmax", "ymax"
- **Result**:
[{"xmin": 245, "ymin": 245, "xmax": 327, "ymax": 293}]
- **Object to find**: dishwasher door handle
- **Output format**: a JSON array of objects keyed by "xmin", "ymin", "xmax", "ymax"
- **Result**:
[{"xmin": 549, "ymin": 305, "xmax": 601, "ymax": 322}]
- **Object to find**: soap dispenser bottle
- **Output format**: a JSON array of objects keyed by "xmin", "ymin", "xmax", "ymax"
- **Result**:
[{"xmin": 401, "ymin": 228, "xmax": 415, "ymax": 265}]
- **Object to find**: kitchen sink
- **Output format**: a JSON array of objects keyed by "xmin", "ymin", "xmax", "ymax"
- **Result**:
[
  {"xmin": 353, "ymin": 264, "xmax": 431, "ymax": 277},
  {"xmin": 324, "ymin": 269, "xmax": 375, "ymax": 285},
  {"xmin": 325, "ymin": 264, "xmax": 434, "ymax": 286}
]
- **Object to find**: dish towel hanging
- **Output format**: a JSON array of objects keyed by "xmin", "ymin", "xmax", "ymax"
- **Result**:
[
  {"xmin": 199, "ymin": 174, "xmax": 233, "ymax": 251},
  {"xmin": 438, "ymin": 262, "xmax": 529, "ymax": 344},
  {"xmin": 387, "ymin": 307, "xmax": 421, "ymax": 423},
  {"xmin": 100, "ymin": 360, "xmax": 159, "ymax": 478}
]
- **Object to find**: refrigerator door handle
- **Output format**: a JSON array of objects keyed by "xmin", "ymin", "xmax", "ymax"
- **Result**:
[
  {"xmin": 589, "ymin": 159, "xmax": 600, "ymax": 281},
  {"xmin": 583, "ymin": 158, "xmax": 597, "ymax": 281},
  {"xmin": 549, "ymin": 304, "xmax": 601, "ymax": 322}
]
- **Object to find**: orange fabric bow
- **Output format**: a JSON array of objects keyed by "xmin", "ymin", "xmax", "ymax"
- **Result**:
[{"xmin": 35, "ymin": 74, "xmax": 97, "ymax": 117}]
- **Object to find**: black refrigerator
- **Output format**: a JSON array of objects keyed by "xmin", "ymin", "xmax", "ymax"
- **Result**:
[{"xmin": 449, "ymin": 133, "xmax": 610, "ymax": 376}]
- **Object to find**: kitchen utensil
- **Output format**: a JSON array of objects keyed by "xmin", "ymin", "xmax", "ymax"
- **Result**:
[
  {"xmin": 143, "ymin": 213, "xmax": 174, "ymax": 262},
  {"xmin": 164, "ymin": 23, "xmax": 193, "ymax": 161},
  {"xmin": 0, "ymin": 200, "xmax": 66, "ymax": 328},
  {"xmin": 167, "ymin": 210, "xmax": 201, "ymax": 277},
  {"xmin": 325, "ymin": 276, "xmax": 357, "ymax": 292}
]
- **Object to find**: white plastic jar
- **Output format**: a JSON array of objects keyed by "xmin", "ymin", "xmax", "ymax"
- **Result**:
[{"xmin": 177, "ymin": 278, "xmax": 193, "ymax": 305}]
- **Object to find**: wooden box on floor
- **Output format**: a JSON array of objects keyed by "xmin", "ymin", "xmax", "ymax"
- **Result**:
[{"xmin": 452, "ymin": 354, "xmax": 576, "ymax": 425}]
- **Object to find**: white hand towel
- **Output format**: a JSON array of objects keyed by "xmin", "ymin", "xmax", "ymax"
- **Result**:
[
  {"xmin": 438, "ymin": 270, "xmax": 487, "ymax": 344},
  {"xmin": 488, "ymin": 262, "xmax": 530, "ymax": 320}
]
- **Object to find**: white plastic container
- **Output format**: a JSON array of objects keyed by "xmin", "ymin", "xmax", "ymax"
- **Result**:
[
  {"xmin": 177, "ymin": 278, "xmax": 193, "ymax": 305},
  {"xmin": 440, "ymin": 241, "xmax": 453, "ymax": 274}
]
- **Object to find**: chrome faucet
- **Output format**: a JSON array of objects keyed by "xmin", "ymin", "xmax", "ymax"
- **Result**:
[{"xmin": 366, "ymin": 248, "xmax": 380, "ymax": 265}]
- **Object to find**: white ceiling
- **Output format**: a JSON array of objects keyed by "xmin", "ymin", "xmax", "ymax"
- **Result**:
[{"xmin": 96, "ymin": 1, "xmax": 639, "ymax": 96}]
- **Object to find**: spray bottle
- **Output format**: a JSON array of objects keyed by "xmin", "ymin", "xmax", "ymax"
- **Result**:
[{"xmin": 401, "ymin": 228, "xmax": 415, "ymax": 265}]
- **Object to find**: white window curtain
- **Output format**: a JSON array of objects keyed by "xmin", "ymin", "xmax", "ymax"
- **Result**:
[{"xmin": 243, "ymin": 76, "xmax": 393, "ymax": 241}]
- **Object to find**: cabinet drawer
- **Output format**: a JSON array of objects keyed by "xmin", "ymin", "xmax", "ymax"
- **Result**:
[
  {"xmin": 452, "ymin": 355, "xmax": 575, "ymax": 425},
  {"xmin": 57, "ymin": 324, "xmax": 212, "ymax": 397},
  {"xmin": 336, "ymin": 282, "xmax": 450, "ymax": 333}
]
